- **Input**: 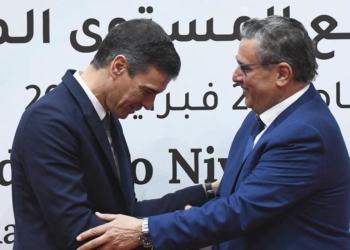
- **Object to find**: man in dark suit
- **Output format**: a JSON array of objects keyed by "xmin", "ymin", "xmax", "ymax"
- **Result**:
[
  {"xmin": 10, "ymin": 19, "xmax": 218, "ymax": 250},
  {"xmin": 77, "ymin": 16, "xmax": 350, "ymax": 250}
]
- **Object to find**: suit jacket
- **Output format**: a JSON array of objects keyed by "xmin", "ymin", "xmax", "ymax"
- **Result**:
[
  {"xmin": 11, "ymin": 70, "xmax": 207, "ymax": 250},
  {"xmin": 149, "ymin": 84, "xmax": 350, "ymax": 249}
]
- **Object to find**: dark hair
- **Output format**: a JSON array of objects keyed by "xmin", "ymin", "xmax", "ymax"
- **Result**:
[
  {"xmin": 241, "ymin": 16, "xmax": 318, "ymax": 83},
  {"xmin": 91, "ymin": 19, "xmax": 181, "ymax": 79}
]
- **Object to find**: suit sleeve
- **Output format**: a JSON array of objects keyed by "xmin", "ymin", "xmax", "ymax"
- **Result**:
[
  {"xmin": 18, "ymin": 108, "xmax": 105, "ymax": 249},
  {"xmin": 113, "ymin": 117, "xmax": 209, "ymax": 217},
  {"xmin": 148, "ymin": 123, "xmax": 325, "ymax": 249},
  {"xmin": 134, "ymin": 184, "xmax": 208, "ymax": 217}
]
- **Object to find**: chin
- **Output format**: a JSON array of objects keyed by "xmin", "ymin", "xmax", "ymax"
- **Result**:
[{"xmin": 119, "ymin": 113, "xmax": 128, "ymax": 119}]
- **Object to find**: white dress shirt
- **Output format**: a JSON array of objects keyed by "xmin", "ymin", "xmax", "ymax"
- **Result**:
[
  {"xmin": 254, "ymin": 84, "xmax": 310, "ymax": 146},
  {"xmin": 73, "ymin": 70, "xmax": 106, "ymax": 121}
]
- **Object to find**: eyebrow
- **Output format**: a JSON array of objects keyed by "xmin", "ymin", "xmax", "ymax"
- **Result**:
[
  {"xmin": 235, "ymin": 56, "xmax": 244, "ymax": 65},
  {"xmin": 142, "ymin": 86, "xmax": 160, "ymax": 94}
]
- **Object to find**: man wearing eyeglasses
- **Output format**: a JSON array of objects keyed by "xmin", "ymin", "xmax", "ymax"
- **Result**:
[{"xmin": 76, "ymin": 15, "xmax": 350, "ymax": 250}]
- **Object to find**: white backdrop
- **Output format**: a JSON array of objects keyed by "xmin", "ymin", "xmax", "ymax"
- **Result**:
[{"xmin": 0, "ymin": 0, "xmax": 349, "ymax": 248}]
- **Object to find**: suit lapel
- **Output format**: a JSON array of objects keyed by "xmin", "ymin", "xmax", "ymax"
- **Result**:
[
  {"xmin": 232, "ymin": 84, "xmax": 319, "ymax": 192},
  {"xmin": 220, "ymin": 112, "xmax": 255, "ymax": 197},
  {"xmin": 61, "ymin": 70, "xmax": 121, "ymax": 182}
]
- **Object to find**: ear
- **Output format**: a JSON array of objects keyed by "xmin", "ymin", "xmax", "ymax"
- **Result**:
[
  {"xmin": 109, "ymin": 55, "xmax": 128, "ymax": 79},
  {"xmin": 276, "ymin": 62, "xmax": 292, "ymax": 87}
]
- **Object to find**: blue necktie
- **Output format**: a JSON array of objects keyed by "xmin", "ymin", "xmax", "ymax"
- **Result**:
[{"xmin": 243, "ymin": 116, "xmax": 265, "ymax": 160}]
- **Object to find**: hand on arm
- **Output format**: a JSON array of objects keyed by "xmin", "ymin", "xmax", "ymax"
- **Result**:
[
  {"xmin": 77, "ymin": 212, "xmax": 142, "ymax": 250},
  {"xmin": 185, "ymin": 177, "xmax": 222, "ymax": 210}
]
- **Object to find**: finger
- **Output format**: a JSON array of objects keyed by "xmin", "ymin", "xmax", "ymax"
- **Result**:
[
  {"xmin": 98, "ymin": 243, "xmax": 113, "ymax": 250},
  {"xmin": 184, "ymin": 205, "xmax": 192, "ymax": 210},
  {"xmin": 77, "ymin": 234, "xmax": 108, "ymax": 250},
  {"xmin": 95, "ymin": 212, "xmax": 119, "ymax": 221},
  {"xmin": 76, "ymin": 224, "xmax": 108, "ymax": 241}
]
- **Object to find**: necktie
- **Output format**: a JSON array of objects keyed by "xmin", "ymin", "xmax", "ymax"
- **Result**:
[
  {"xmin": 243, "ymin": 116, "xmax": 265, "ymax": 160},
  {"xmin": 103, "ymin": 112, "xmax": 121, "ymax": 180}
]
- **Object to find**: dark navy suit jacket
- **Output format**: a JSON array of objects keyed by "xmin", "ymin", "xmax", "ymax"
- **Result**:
[
  {"xmin": 149, "ymin": 84, "xmax": 350, "ymax": 249},
  {"xmin": 11, "ymin": 70, "xmax": 207, "ymax": 250}
]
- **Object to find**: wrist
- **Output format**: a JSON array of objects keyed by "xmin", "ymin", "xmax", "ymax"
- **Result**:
[
  {"xmin": 204, "ymin": 181, "xmax": 216, "ymax": 199},
  {"xmin": 139, "ymin": 218, "xmax": 153, "ymax": 248},
  {"xmin": 211, "ymin": 178, "xmax": 220, "ymax": 195}
]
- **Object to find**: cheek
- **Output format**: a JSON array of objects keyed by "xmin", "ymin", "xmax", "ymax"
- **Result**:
[
  {"xmin": 106, "ymin": 91, "xmax": 125, "ymax": 111},
  {"xmin": 122, "ymin": 91, "xmax": 145, "ymax": 105}
]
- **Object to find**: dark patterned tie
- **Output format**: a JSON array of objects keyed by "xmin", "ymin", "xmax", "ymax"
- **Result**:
[
  {"xmin": 243, "ymin": 116, "xmax": 265, "ymax": 160},
  {"xmin": 103, "ymin": 112, "xmax": 121, "ymax": 180}
]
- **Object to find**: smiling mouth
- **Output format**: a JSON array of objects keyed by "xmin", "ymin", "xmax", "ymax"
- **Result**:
[{"xmin": 242, "ymin": 88, "xmax": 249, "ymax": 96}]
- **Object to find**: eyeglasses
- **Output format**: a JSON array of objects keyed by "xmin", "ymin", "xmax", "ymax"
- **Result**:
[{"xmin": 237, "ymin": 59, "xmax": 281, "ymax": 76}]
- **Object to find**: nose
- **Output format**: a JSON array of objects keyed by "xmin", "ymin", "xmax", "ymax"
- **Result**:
[
  {"xmin": 232, "ymin": 66, "xmax": 243, "ymax": 83},
  {"xmin": 142, "ymin": 94, "xmax": 156, "ymax": 110}
]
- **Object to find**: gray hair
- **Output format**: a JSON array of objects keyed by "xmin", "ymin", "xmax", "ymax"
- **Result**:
[{"xmin": 241, "ymin": 16, "xmax": 318, "ymax": 83}]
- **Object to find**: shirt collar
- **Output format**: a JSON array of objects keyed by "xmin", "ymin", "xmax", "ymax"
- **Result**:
[
  {"xmin": 73, "ymin": 70, "xmax": 106, "ymax": 121},
  {"xmin": 259, "ymin": 84, "xmax": 310, "ymax": 128}
]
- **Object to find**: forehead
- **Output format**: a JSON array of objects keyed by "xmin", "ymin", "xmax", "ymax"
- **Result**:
[{"xmin": 236, "ymin": 38, "xmax": 258, "ymax": 63}]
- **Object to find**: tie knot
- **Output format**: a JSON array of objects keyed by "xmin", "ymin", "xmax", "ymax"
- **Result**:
[
  {"xmin": 251, "ymin": 116, "xmax": 265, "ymax": 138},
  {"xmin": 103, "ymin": 112, "xmax": 111, "ymax": 131}
]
